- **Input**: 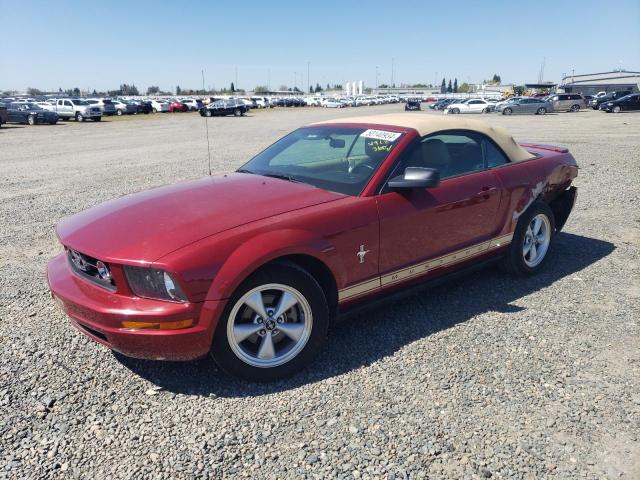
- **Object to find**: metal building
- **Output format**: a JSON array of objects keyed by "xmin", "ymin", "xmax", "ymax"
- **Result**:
[{"xmin": 560, "ymin": 70, "xmax": 640, "ymax": 95}]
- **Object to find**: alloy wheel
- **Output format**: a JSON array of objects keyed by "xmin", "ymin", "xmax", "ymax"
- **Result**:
[
  {"xmin": 226, "ymin": 284, "xmax": 313, "ymax": 368},
  {"xmin": 522, "ymin": 214, "xmax": 551, "ymax": 268}
]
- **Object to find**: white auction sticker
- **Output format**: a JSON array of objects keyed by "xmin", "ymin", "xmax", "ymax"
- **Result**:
[{"xmin": 361, "ymin": 129, "xmax": 402, "ymax": 142}]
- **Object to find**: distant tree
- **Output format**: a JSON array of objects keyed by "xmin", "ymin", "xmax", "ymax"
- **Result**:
[
  {"xmin": 314, "ymin": 83, "xmax": 323, "ymax": 93},
  {"xmin": 73, "ymin": 87, "xmax": 81, "ymax": 96},
  {"xmin": 27, "ymin": 87, "xmax": 43, "ymax": 96},
  {"xmin": 92, "ymin": 89, "xmax": 98, "ymax": 95},
  {"xmin": 230, "ymin": 82, "xmax": 235, "ymax": 92},
  {"xmin": 326, "ymin": 83, "xmax": 330, "ymax": 90},
  {"xmin": 492, "ymin": 74, "xmax": 501, "ymax": 84},
  {"xmin": 440, "ymin": 78, "xmax": 446, "ymax": 94},
  {"xmin": 278, "ymin": 84, "xmax": 288, "ymax": 91},
  {"xmin": 458, "ymin": 82, "xmax": 471, "ymax": 93},
  {"xmin": 309, "ymin": 85, "xmax": 313, "ymax": 93},
  {"xmin": 378, "ymin": 83, "xmax": 389, "ymax": 88},
  {"xmin": 453, "ymin": 78, "xmax": 458, "ymax": 93},
  {"xmin": 254, "ymin": 85, "xmax": 268, "ymax": 94},
  {"xmin": 147, "ymin": 86, "xmax": 160, "ymax": 95},
  {"xmin": 293, "ymin": 86, "xmax": 301, "ymax": 92},
  {"xmin": 447, "ymin": 80, "xmax": 452, "ymax": 93},
  {"xmin": 176, "ymin": 85, "xmax": 182, "ymax": 95}
]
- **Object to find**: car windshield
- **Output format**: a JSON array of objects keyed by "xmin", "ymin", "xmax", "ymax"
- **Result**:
[
  {"xmin": 23, "ymin": 103, "xmax": 42, "ymax": 110},
  {"xmin": 72, "ymin": 100, "xmax": 89, "ymax": 105},
  {"xmin": 239, "ymin": 126, "xmax": 404, "ymax": 196}
]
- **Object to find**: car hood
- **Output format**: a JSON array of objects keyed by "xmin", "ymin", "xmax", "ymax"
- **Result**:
[{"xmin": 56, "ymin": 173, "xmax": 344, "ymax": 263}]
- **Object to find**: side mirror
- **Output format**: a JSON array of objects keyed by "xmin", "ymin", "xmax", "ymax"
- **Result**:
[{"xmin": 388, "ymin": 167, "xmax": 440, "ymax": 190}]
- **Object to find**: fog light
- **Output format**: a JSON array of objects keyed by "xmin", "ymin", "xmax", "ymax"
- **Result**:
[{"xmin": 121, "ymin": 319, "xmax": 193, "ymax": 330}]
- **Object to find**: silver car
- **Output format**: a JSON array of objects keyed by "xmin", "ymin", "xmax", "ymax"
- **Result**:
[
  {"xmin": 547, "ymin": 93, "xmax": 585, "ymax": 112},
  {"xmin": 498, "ymin": 97, "xmax": 553, "ymax": 115}
]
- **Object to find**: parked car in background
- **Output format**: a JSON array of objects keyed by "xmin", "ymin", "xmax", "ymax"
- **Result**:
[
  {"xmin": 430, "ymin": 98, "xmax": 456, "ymax": 110},
  {"xmin": 150, "ymin": 99, "xmax": 169, "ymax": 113},
  {"xmin": 444, "ymin": 99, "xmax": 493, "ymax": 114},
  {"xmin": 86, "ymin": 98, "xmax": 117, "ymax": 116},
  {"xmin": 493, "ymin": 97, "xmax": 523, "ymax": 111},
  {"xmin": 590, "ymin": 91, "xmax": 632, "ymax": 110},
  {"xmin": 251, "ymin": 97, "xmax": 270, "ymax": 108},
  {"xmin": 111, "ymin": 100, "xmax": 137, "ymax": 116},
  {"xmin": 601, "ymin": 93, "xmax": 640, "ymax": 113},
  {"xmin": 5, "ymin": 102, "xmax": 59, "ymax": 125},
  {"xmin": 547, "ymin": 93, "xmax": 585, "ymax": 112},
  {"xmin": 181, "ymin": 99, "xmax": 204, "ymax": 111},
  {"xmin": 498, "ymin": 97, "xmax": 553, "ymax": 115},
  {"xmin": 136, "ymin": 101, "xmax": 154, "ymax": 114},
  {"xmin": 199, "ymin": 99, "xmax": 248, "ymax": 117},
  {"xmin": 405, "ymin": 98, "xmax": 421, "ymax": 111},
  {"xmin": 323, "ymin": 98, "xmax": 345, "ymax": 108},
  {"xmin": 0, "ymin": 104, "xmax": 8, "ymax": 127},
  {"xmin": 51, "ymin": 98, "xmax": 102, "ymax": 122},
  {"xmin": 169, "ymin": 100, "xmax": 188, "ymax": 112}
]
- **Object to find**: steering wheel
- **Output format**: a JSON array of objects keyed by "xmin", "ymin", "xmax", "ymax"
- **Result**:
[{"xmin": 351, "ymin": 163, "xmax": 375, "ymax": 175}]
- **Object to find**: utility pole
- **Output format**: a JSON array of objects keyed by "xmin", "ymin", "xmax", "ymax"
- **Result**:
[
  {"xmin": 294, "ymin": 72, "xmax": 297, "ymax": 91},
  {"xmin": 235, "ymin": 66, "xmax": 238, "ymax": 89},
  {"xmin": 391, "ymin": 58, "xmax": 395, "ymax": 87},
  {"xmin": 267, "ymin": 68, "xmax": 270, "ymax": 91},
  {"xmin": 307, "ymin": 61, "xmax": 310, "ymax": 94}
]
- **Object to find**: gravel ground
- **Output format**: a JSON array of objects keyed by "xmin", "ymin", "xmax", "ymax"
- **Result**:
[{"xmin": 1, "ymin": 106, "xmax": 639, "ymax": 479}]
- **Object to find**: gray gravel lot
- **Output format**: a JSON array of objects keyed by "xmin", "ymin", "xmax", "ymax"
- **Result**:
[{"xmin": 1, "ymin": 106, "xmax": 639, "ymax": 479}]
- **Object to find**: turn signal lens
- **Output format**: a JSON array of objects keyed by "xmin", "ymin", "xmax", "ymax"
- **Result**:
[{"xmin": 121, "ymin": 319, "xmax": 193, "ymax": 330}]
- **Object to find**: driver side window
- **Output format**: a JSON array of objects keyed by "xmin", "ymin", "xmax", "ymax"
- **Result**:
[
  {"xmin": 404, "ymin": 132, "xmax": 483, "ymax": 179},
  {"xmin": 398, "ymin": 130, "xmax": 509, "ymax": 180}
]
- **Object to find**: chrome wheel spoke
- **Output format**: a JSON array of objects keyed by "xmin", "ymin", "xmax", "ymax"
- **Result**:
[
  {"xmin": 233, "ymin": 323, "xmax": 263, "ymax": 343},
  {"xmin": 257, "ymin": 333, "xmax": 275, "ymax": 360},
  {"xmin": 273, "ymin": 291, "xmax": 298, "ymax": 319},
  {"xmin": 277, "ymin": 322, "xmax": 305, "ymax": 342},
  {"xmin": 523, "ymin": 241, "xmax": 532, "ymax": 255},
  {"xmin": 529, "ymin": 242, "xmax": 538, "ymax": 261},
  {"xmin": 532, "ymin": 217, "xmax": 542, "ymax": 235},
  {"xmin": 244, "ymin": 291, "xmax": 269, "ymax": 319}
]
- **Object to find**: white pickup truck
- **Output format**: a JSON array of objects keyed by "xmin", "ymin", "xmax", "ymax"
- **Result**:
[{"xmin": 47, "ymin": 99, "xmax": 102, "ymax": 122}]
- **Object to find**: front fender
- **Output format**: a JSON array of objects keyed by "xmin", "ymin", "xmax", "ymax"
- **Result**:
[{"xmin": 204, "ymin": 229, "xmax": 345, "ymax": 302}]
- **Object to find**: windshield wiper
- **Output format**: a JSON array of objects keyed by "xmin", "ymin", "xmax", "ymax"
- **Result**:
[
  {"xmin": 261, "ymin": 172, "xmax": 297, "ymax": 182},
  {"xmin": 236, "ymin": 168, "xmax": 255, "ymax": 174}
]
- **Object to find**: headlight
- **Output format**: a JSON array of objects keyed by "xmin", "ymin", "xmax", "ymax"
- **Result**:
[{"xmin": 123, "ymin": 266, "xmax": 188, "ymax": 302}]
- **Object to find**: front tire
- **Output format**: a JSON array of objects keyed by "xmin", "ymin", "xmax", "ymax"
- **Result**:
[
  {"xmin": 502, "ymin": 202, "xmax": 555, "ymax": 276},
  {"xmin": 613, "ymin": 105, "xmax": 621, "ymax": 113},
  {"xmin": 502, "ymin": 108, "xmax": 512, "ymax": 115},
  {"xmin": 116, "ymin": 109, "xmax": 123, "ymax": 116},
  {"xmin": 234, "ymin": 108, "xmax": 242, "ymax": 117},
  {"xmin": 93, "ymin": 117, "xmax": 101, "ymax": 122},
  {"xmin": 76, "ymin": 113, "xmax": 84, "ymax": 122},
  {"xmin": 537, "ymin": 107, "xmax": 547, "ymax": 115},
  {"xmin": 27, "ymin": 115, "xmax": 36, "ymax": 126},
  {"xmin": 211, "ymin": 263, "xmax": 329, "ymax": 381},
  {"xmin": 569, "ymin": 104, "xmax": 580, "ymax": 112}
]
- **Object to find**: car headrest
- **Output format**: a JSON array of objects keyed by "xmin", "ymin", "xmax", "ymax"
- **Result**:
[{"xmin": 421, "ymin": 139, "xmax": 451, "ymax": 167}]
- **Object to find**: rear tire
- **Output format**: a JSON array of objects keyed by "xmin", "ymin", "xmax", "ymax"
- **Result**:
[
  {"xmin": 205, "ymin": 109, "xmax": 212, "ymax": 117},
  {"xmin": 613, "ymin": 105, "xmax": 621, "ymax": 113},
  {"xmin": 76, "ymin": 113, "xmax": 84, "ymax": 122},
  {"xmin": 569, "ymin": 104, "xmax": 580, "ymax": 112},
  {"xmin": 450, "ymin": 108, "xmax": 460, "ymax": 114},
  {"xmin": 501, "ymin": 202, "xmax": 555, "ymax": 276},
  {"xmin": 116, "ymin": 109, "xmax": 123, "ymax": 116},
  {"xmin": 211, "ymin": 262, "xmax": 329, "ymax": 382},
  {"xmin": 234, "ymin": 108, "xmax": 242, "ymax": 117},
  {"xmin": 27, "ymin": 115, "xmax": 36, "ymax": 126}
]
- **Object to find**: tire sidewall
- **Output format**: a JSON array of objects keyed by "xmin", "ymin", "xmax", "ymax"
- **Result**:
[
  {"xmin": 506, "ymin": 202, "xmax": 556, "ymax": 275},
  {"xmin": 211, "ymin": 262, "xmax": 329, "ymax": 381}
]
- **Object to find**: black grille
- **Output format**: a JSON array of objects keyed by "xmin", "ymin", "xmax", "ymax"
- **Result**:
[{"xmin": 67, "ymin": 249, "xmax": 116, "ymax": 291}]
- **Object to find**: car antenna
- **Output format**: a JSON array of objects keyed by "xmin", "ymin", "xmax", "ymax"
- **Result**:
[{"xmin": 202, "ymin": 69, "xmax": 212, "ymax": 176}]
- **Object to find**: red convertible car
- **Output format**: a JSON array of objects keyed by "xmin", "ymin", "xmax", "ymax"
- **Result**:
[{"xmin": 48, "ymin": 114, "xmax": 578, "ymax": 381}]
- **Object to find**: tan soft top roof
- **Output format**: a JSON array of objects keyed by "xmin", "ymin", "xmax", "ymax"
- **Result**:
[{"xmin": 312, "ymin": 113, "xmax": 534, "ymax": 162}]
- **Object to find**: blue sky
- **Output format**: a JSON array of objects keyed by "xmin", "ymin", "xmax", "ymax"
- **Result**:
[{"xmin": 1, "ymin": 0, "xmax": 639, "ymax": 92}]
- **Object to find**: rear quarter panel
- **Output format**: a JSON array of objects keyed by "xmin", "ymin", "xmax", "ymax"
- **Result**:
[{"xmin": 493, "ymin": 147, "xmax": 578, "ymax": 232}]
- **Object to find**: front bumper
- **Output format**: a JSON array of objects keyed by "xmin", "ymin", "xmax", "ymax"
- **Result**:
[{"xmin": 47, "ymin": 253, "xmax": 224, "ymax": 361}]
